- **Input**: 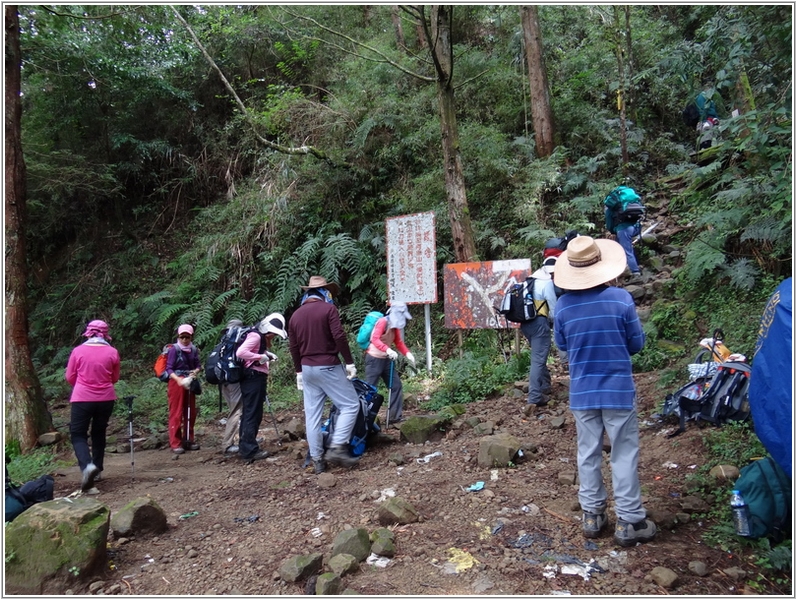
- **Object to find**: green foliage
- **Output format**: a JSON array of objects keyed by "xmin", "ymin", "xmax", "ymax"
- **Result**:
[{"xmin": 5, "ymin": 446, "xmax": 65, "ymax": 485}]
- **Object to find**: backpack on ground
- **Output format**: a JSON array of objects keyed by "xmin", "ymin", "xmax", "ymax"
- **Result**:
[
  {"xmin": 322, "ymin": 378, "xmax": 383, "ymax": 457},
  {"xmin": 733, "ymin": 456, "xmax": 791, "ymax": 542},
  {"xmin": 154, "ymin": 342, "xmax": 198, "ymax": 382},
  {"xmin": 356, "ymin": 311, "xmax": 384, "ymax": 350},
  {"xmin": 5, "ymin": 468, "xmax": 54, "ymax": 523},
  {"xmin": 498, "ymin": 277, "xmax": 538, "ymax": 323},
  {"xmin": 664, "ymin": 359, "xmax": 751, "ymax": 436},
  {"xmin": 604, "ymin": 186, "xmax": 646, "ymax": 225},
  {"xmin": 204, "ymin": 326, "xmax": 255, "ymax": 385}
]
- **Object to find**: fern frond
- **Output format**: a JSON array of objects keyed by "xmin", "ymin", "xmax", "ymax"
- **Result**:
[
  {"xmin": 720, "ymin": 258, "xmax": 758, "ymax": 291},
  {"xmin": 682, "ymin": 232, "xmax": 727, "ymax": 281},
  {"xmin": 740, "ymin": 217, "xmax": 789, "ymax": 245}
]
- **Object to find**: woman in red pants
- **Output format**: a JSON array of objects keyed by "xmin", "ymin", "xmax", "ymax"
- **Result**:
[{"xmin": 165, "ymin": 324, "xmax": 201, "ymax": 454}]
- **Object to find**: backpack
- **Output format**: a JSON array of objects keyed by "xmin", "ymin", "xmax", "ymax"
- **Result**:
[
  {"xmin": 154, "ymin": 343, "xmax": 199, "ymax": 382},
  {"xmin": 498, "ymin": 277, "xmax": 538, "ymax": 323},
  {"xmin": 733, "ymin": 456, "xmax": 791, "ymax": 541},
  {"xmin": 664, "ymin": 360, "xmax": 751, "ymax": 436},
  {"xmin": 5, "ymin": 470, "xmax": 54, "ymax": 523},
  {"xmin": 356, "ymin": 311, "xmax": 384, "ymax": 350},
  {"xmin": 682, "ymin": 99, "xmax": 701, "ymax": 129},
  {"xmin": 604, "ymin": 186, "xmax": 646, "ymax": 225},
  {"xmin": 205, "ymin": 326, "xmax": 256, "ymax": 385},
  {"xmin": 322, "ymin": 378, "xmax": 383, "ymax": 456}
]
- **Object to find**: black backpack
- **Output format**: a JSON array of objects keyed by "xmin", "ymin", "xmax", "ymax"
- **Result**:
[
  {"xmin": 682, "ymin": 100, "xmax": 700, "ymax": 129},
  {"xmin": 204, "ymin": 326, "xmax": 257, "ymax": 385},
  {"xmin": 323, "ymin": 379, "xmax": 384, "ymax": 456},
  {"xmin": 498, "ymin": 277, "xmax": 538, "ymax": 323},
  {"xmin": 664, "ymin": 360, "xmax": 751, "ymax": 437},
  {"xmin": 5, "ymin": 469, "xmax": 54, "ymax": 523}
]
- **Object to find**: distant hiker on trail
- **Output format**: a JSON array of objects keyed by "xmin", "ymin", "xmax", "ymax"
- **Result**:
[
  {"xmin": 65, "ymin": 319, "xmax": 120, "ymax": 494},
  {"xmin": 288, "ymin": 276, "xmax": 362, "ymax": 474},
  {"xmin": 521, "ymin": 256, "xmax": 558, "ymax": 415},
  {"xmin": 682, "ymin": 85, "xmax": 723, "ymax": 150},
  {"xmin": 364, "ymin": 301, "xmax": 416, "ymax": 426},
  {"xmin": 553, "ymin": 236, "xmax": 657, "ymax": 547},
  {"xmin": 219, "ymin": 319, "xmax": 244, "ymax": 455},
  {"xmin": 235, "ymin": 313, "xmax": 287, "ymax": 464},
  {"xmin": 165, "ymin": 324, "xmax": 201, "ymax": 455},
  {"xmin": 603, "ymin": 186, "xmax": 644, "ymax": 281}
]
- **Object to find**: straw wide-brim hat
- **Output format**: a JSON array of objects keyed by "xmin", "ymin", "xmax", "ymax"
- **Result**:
[
  {"xmin": 553, "ymin": 236, "xmax": 627, "ymax": 290},
  {"xmin": 301, "ymin": 275, "xmax": 340, "ymax": 297}
]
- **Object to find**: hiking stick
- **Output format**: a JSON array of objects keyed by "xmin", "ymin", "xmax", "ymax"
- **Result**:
[
  {"xmin": 386, "ymin": 358, "xmax": 395, "ymax": 429},
  {"xmin": 123, "ymin": 395, "xmax": 136, "ymax": 480},
  {"xmin": 185, "ymin": 388, "xmax": 192, "ymax": 447}
]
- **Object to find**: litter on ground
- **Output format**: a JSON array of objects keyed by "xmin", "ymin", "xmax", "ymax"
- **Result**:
[
  {"xmin": 416, "ymin": 451, "xmax": 443, "ymax": 464},
  {"xmin": 366, "ymin": 553, "xmax": 391, "ymax": 568}
]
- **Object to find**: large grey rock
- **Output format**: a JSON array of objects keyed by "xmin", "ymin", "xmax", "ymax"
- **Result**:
[
  {"xmin": 398, "ymin": 415, "xmax": 447, "ymax": 444},
  {"xmin": 110, "ymin": 497, "xmax": 168, "ymax": 537},
  {"xmin": 376, "ymin": 497, "xmax": 419, "ymax": 525},
  {"xmin": 279, "ymin": 553, "xmax": 323, "ymax": 582},
  {"xmin": 650, "ymin": 566, "xmax": 679, "ymax": 589},
  {"xmin": 283, "ymin": 418, "xmax": 305, "ymax": 439},
  {"xmin": 5, "ymin": 497, "xmax": 110, "ymax": 595},
  {"xmin": 37, "ymin": 431, "xmax": 62, "ymax": 446},
  {"xmin": 331, "ymin": 528, "xmax": 371, "ymax": 561},
  {"xmin": 370, "ymin": 527, "xmax": 396, "ymax": 557},
  {"xmin": 477, "ymin": 433, "xmax": 520, "ymax": 468}
]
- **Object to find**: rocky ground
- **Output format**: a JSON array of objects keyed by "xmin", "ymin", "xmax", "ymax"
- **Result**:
[{"xmin": 47, "ymin": 363, "xmax": 790, "ymax": 597}]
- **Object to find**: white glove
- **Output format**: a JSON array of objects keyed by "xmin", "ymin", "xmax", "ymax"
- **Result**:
[
  {"xmin": 405, "ymin": 351, "xmax": 416, "ymax": 367},
  {"xmin": 179, "ymin": 376, "xmax": 194, "ymax": 390},
  {"xmin": 296, "ymin": 373, "xmax": 303, "ymax": 391},
  {"xmin": 385, "ymin": 348, "xmax": 398, "ymax": 361},
  {"xmin": 266, "ymin": 351, "xmax": 278, "ymax": 362},
  {"xmin": 345, "ymin": 364, "xmax": 357, "ymax": 379}
]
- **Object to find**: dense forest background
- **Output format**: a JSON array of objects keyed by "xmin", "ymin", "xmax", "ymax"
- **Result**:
[{"xmin": 6, "ymin": 5, "xmax": 792, "ymax": 442}]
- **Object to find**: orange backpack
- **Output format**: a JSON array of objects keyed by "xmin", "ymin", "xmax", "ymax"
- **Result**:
[{"xmin": 153, "ymin": 344, "xmax": 174, "ymax": 382}]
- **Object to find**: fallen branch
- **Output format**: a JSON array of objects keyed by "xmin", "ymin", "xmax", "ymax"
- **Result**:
[{"xmin": 543, "ymin": 507, "xmax": 574, "ymax": 524}]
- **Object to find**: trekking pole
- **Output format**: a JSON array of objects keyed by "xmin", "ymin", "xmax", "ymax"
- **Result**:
[
  {"xmin": 185, "ymin": 385, "xmax": 192, "ymax": 449},
  {"xmin": 123, "ymin": 395, "xmax": 136, "ymax": 480},
  {"xmin": 386, "ymin": 359, "xmax": 395, "ymax": 430},
  {"xmin": 264, "ymin": 374, "xmax": 282, "ymax": 447}
]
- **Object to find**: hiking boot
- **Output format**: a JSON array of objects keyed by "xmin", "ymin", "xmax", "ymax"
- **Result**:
[
  {"xmin": 582, "ymin": 512, "xmax": 608, "ymax": 538},
  {"xmin": 172, "ymin": 447, "xmax": 185, "ymax": 455},
  {"xmin": 325, "ymin": 444, "xmax": 360, "ymax": 468},
  {"xmin": 184, "ymin": 442, "xmax": 200, "ymax": 451},
  {"xmin": 81, "ymin": 463, "xmax": 100, "ymax": 492},
  {"xmin": 522, "ymin": 400, "xmax": 549, "ymax": 417},
  {"xmin": 224, "ymin": 445, "xmax": 239, "ymax": 454},
  {"xmin": 313, "ymin": 459, "xmax": 327, "ymax": 474},
  {"xmin": 244, "ymin": 450, "xmax": 270, "ymax": 464},
  {"xmin": 84, "ymin": 487, "xmax": 100, "ymax": 496},
  {"xmin": 613, "ymin": 518, "xmax": 657, "ymax": 547}
]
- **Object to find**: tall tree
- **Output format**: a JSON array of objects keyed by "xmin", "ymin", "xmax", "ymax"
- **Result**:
[
  {"xmin": 5, "ymin": 5, "xmax": 53, "ymax": 449},
  {"xmin": 520, "ymin": 5, "xmax": 555, "ymax": 158}
]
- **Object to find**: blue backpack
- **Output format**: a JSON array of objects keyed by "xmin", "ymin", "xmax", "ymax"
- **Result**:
[
  {"xmin": 604, "ymin": 186, "xmax": 645, "ymax": 232},
  {"xmin": 356, "ymin": 311, "xmax": 384, "ymax": 350}
]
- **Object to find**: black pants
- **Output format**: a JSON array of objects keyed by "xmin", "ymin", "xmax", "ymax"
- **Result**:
[
  {"xmin": 238, "ymin": 370, "xmax": 266, "ymax": 459},
  {"xmin": 70, "ymin": 400, "xmax": 115, "ymax": 472}
]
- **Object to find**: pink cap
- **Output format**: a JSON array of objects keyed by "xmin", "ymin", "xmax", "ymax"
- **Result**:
[
  {"xmin": 83, "ymin": 319, "xmax": 111, "ymax": 341},
  {"xmin": 177, "ymin": 324, "xmax": 194, "ymax": 336}
]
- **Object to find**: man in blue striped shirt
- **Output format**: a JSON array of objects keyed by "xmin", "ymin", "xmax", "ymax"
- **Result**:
[{"xmin": 553, "ymin": 236, "xmax": 656, "ymax": 547}]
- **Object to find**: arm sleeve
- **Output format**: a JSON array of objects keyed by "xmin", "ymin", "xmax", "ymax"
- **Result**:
[
  {"xmin": 65, "ymin": 349, "xmax": 78, "ymax": 386},
  {"xmin": 543, "ymin": 282, "xmax": 558, "ymax": 323},
  {"xmin": 604, "ymin": 206, "xmax": 615, "ymax": 234},
  {"xmin": 112, "ymin": 349, "xmax": 121, "ymax": 383},
  {"xmin": 625, "ymin": 302, "xmax": 646, "ymax": 356},
  {"xmin": 236, "ymin": 332, "xmax": 262, "ymax": 363},
  {"xmin": 165, "ymin": 345, "xmax": 178, "ymax": 377},
  {"xmin": 553, "ymin": 312, "xmax": 567, "ymax": 352},
  {"xmin": 394, "ymin": 329, "xmax": 410, "ymax": 355},
  {"xmin": 370, "ymin": 318, "xmax": 390, "ymax": 352}
]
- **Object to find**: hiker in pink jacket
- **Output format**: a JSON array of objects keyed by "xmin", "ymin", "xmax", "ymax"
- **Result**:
[{"xmin": 65, "ymin": 319, "xmax": 120, "ymax": 493}]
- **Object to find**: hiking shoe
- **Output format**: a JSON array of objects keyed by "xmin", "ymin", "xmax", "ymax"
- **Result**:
[
  {"xmin": 313, "ymin": 459, "xmax": 327, "ymax": 474},
  {"xmin": 522, "ymin": 400, "xmax": 549, "ymax": 417},
  {"xmin": 84, "ymin": 487, "xmax": 100, "ymax": 496},
  {"xmin": 224, "ymin": 445, "xmax": 239, "ymax": 454},
  {"xmin": 582, "ymin": 512, "xmax": 608, "ymax": 538},
  {"xmin": 244, "ymin": 450, "xmax": 270, "ymax": 464},
  {"xmin": 184, "ymin": 442, "xmax": 200, "ymax": 451},
  {"xmin": 325, "ymin": 444, "xmax": 360, "ymax": 468},
  {"xmin": 81, "ymin": 463, "xmax": 100, "ymax": 492},
  {"xmin": 172, "ymin": 447, "xmax": 185, "ymax": 455},
  {"xmin": 613, "ymin": 518, "xmax": 657, "ymax": 547}
]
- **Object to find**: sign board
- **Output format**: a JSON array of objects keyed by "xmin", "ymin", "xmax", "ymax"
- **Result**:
[
  {"xmin": 443, "ymin": 260, "xmax": 531, "ymax": 329},
  {"xmin": 386, "ymin": 212, "xmax": 437, "ymax": 304}
]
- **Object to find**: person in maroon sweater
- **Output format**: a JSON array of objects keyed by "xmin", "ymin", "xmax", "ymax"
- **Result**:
[
  {"xmin": 65, "ymin": 319, "xmax": 120, "ymax": 493},
  {"xmin": 288, "ymin": 276, "xmax": 360, "ymax": 474}
]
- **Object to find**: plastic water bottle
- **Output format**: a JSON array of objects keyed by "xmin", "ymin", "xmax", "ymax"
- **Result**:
[{"xmin": 730, "ymin": 489, "xmax": 751, "ymax": 536}]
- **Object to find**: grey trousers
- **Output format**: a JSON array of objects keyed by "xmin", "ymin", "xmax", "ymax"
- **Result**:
[
  {"xmin": 302, "ymin": 364, "xmax": 360, "ymax": 460},
  {"xmin": 221, "ymin": 382, "xmax": 242, "ymax": 450},
  {"xmin": 572, "ymin": 407, "xmax": 646, "ymax": 523},
  {"xmin": 364, "ymin": 354, "xmax": 402, "ymax": 421},
  {"xmin": 519, "ymin": 316, "xmax": 552, "ymax": 404}
]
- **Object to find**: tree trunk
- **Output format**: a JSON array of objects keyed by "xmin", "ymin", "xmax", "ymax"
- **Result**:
[
  {"xmin": 391, "ymin": 6, "xmax": 406, "ymax": 50},
  {"xmin": 520, "ymin": 5, "xmax": 555, "ymax": 158},
  {"xmin": 612, "ymin": 6, "xmax": 629, "ymax": 172},
  {"xmin": 5, "ymin": 5, "xmax": 53, "ymax": 450},
  {"xmin": 428, "ymin": 6, "xmax": 478, "ymax": 262}
]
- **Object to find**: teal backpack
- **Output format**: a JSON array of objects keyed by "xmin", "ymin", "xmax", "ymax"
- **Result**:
[
  {"xmin": 604, "ymin": 186, "xmax": 646, "ymax": 232},
  {"xmin": 356, "ymin": 311, "xmax": 384, "ymax": 350},
  {"xmin": 733, "ymin": 456, "xmax": 791, "ymax": 541}
]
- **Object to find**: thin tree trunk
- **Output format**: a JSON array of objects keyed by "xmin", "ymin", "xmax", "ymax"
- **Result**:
[
  {"xmin": 612, "ymin": 7, "xmax": 629, "ymax": 172},
  {"xmin": 428, "ymin": 5, "xmax": 478, "ymax": 262},
  {"xmin": 391, "ymin": 6, "xmax": 405, "ymax": 50},
  {"xmin": 521, "ymin": 5, "xmax": 555, "ymax": 157},
  {"xmin": 5, "ymin": 5, "xmax": 54, "ymax": 450},
  {"xmin": 623, "ymin": 6, "xmax": 635, "ymax": 123}
]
